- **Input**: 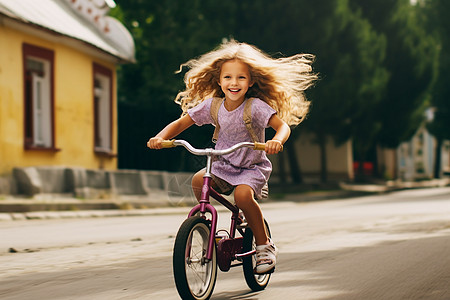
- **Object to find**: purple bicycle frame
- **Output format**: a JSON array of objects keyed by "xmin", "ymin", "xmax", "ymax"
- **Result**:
[
  {"xmin": 166, "ymin": 140, "xmax": 262, "ymax": 262},
  {"xmin": 187, "ymin": 176, "xmax": 240, "ymax": 260}
]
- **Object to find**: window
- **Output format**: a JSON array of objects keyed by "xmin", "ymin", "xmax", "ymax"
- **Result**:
[
  {"xmin": 93, "ymin": 63, "xmax": 113, "ymax": 154},
  {"xmin": 23, "ymin": 44, "xmax": 56, "ymax": 150}
]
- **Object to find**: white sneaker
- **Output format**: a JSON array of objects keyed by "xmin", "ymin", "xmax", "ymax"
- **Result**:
[{"xmin": 254, "ymin": 239, "xmax": 278, "ymax": 274}]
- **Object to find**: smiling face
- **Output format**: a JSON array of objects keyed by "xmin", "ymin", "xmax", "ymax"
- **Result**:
[{"xmin": 219, "ymin": 59, "xmax": 253, "ymax": 109}]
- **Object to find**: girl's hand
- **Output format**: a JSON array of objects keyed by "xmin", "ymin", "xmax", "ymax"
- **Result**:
[
  {"xmin": 265, "ymin": 139, "xmax": 283, "ymax": 154},
  {"xmin": 147, "ymin": 137, "xmax": 164, "ymax": 149}
]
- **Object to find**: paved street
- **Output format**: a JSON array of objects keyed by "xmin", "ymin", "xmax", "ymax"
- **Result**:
[{"xmin": 1, "ymin": 187, "xmax": 450, "ymax": 299}]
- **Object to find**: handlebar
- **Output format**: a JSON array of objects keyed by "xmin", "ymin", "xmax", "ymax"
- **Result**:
[{"xmin": 160, "ymin": 139, "xmax": 267, "ymax": 156}]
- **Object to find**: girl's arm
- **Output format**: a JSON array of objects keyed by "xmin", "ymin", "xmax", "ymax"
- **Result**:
[
  {"xmin": 147, "ymin": 114, "xmax": 195, "ymax": 149},
  {"xmin": 266, "ymin": 114, "xmax": 291, "ymax": 155}
]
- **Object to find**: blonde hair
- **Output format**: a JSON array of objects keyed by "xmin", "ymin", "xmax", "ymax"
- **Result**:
[{"xmin": 175, "ymin": 39, "xmax": 317, "ymax": 126}]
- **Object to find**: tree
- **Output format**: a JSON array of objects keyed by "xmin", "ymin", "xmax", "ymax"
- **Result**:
[
  {"xmin": 112, "ymin": 0, "xmax": 434, "ymax": 185},
  {"xmin": 228, "ymin": 0, "xmax": 388, "ymax": 183},
  {"xmin": 350, "ymin": 0, "xmax": 437, "ymax": 148},
  {"xmin": 421, "ymin": 0, "xmax": 450, "ymax": 177},
  {"xmin": 297, "ymin": 1, "xmax": 388, "ymax": 182},
  {"xmin": 111, "ymin": 1, "xmax": 236, "ymax": 171}
]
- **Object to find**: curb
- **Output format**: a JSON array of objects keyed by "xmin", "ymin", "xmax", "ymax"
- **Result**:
[
  {"xmin": 0, "ymin": 190, "xmax": 365, "ymax": 221},
  {"xmin": 0, "ymin": 206, "xmax": 192, "ymax": 221},
  {"xmin": 1, "ymin": 179, "xmax": 448, "ymax": 221},
  {"xmin": 340, "ymin": 178, "xmax": 450, "ymax": 192}
]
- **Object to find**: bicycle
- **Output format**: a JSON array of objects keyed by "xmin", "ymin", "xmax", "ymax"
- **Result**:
[{"xmin": 160, "ymin": 139, "xmax": 274, "ymax": 300}]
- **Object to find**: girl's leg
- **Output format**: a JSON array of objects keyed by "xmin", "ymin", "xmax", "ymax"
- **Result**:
[
  {"xmin": 193, "ymin": 177, "xmax": 268, "ymax": 245},
  {"xmin": 235, "ymin": 184, "xmax": 277, "ymax": 274},
  {"xmin": 191, "ymin": 170, "xmax": 222, "ymax": 200},
  {"xmin": 191, "ymin": 170, "xmax": 205, "ymax": 200},
  {"xmin": 234, "ymin": 185, "xmax": 269, "ymax": 246}
]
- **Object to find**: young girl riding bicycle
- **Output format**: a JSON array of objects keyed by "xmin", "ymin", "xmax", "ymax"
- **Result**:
[{"xmin": 148, "ymin": 39, "xmax": 316, "ymax": 274}]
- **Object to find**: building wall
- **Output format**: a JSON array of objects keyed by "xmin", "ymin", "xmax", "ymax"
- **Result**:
[
  {"xmin": 378, "ymin": 126, "xmax": 450, "ymax": 180},
  {"xmin": 0, "ymin": 25, "xmax": 117, "ymax": 175},
  {"xmin": 441, "ymin": 141, "xmax": 450, "ymax": 175},
  {"xmin": 270, "ymin": 132, "xmax": 354, "ymax": 183},
  {"xmin": 377, "ymin": 147, "xmax": 396, "ymax": 180},
  {"xmin": 397, "ymin": 127, "xmax": 433, "ymax": 180}
]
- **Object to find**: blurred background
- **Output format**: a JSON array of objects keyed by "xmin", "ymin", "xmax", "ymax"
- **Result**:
[
  {"xmin": 1, "ymin": 3, "xmax": 449, "ymax": 297},
  {"xmin": 112, "ymin": 0, "xmax": 450, "ymax": 184},
  {"xmin": 1, "ymin": 0, "xmax": 450, "ymax": 197}
]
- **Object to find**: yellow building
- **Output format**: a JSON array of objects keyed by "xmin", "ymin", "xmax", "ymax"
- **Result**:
[{"xmin": 0, "ymin": 0, "xmax": 134, "ymax": 177}]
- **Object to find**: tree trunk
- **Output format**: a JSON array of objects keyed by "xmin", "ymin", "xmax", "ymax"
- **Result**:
[
  {"xmin": 317, "ymin": 133, "xmax": 327, "ymax": 183},
  {"xmin": 434, "ymin": 137, "xmax": 443, "ymax": 179},
  {"xmin": 356, "ymin": 148, "xmax": 367, "ymax": 183},
  {"xmin": 373, "ymin": 144, "xmax": 379, "ymax": 178},
  {"xmin": 286, "ymin": 139, "xmax": 303, "ymax": 184},
  {"xmin": 278, "ymin": 150, "xmax": 287, "ymax": 183}
]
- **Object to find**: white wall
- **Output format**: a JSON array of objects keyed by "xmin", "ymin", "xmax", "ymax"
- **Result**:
[{"xmin": 270, "ymin": 132, "xmax": 354, "ymax": 183}]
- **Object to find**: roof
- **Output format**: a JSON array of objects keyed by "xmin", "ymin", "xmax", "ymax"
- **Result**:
[{"xmin": 0, "ymin": 0, "xmax": 135, "ymax": 63}]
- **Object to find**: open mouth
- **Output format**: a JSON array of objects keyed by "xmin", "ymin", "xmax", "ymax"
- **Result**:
[{"xmin": 229, "ymin": 89, "xmax": 241, "ymax": 94}]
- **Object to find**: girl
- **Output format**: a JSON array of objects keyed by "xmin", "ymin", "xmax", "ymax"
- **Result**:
[{"xmin": 148, "ymin": 40, "xmax": 316, "ymax": 274}]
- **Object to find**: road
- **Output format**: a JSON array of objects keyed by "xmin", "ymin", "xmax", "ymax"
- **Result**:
[{"xmin": 1, "ymin": 187, "xmax": 450, "ymax": 300}]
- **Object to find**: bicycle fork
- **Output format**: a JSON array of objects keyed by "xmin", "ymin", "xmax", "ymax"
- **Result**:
[
  {"xmin": 187, "ymin": 154, "xmax": 254, "ymax": 263},
  {"xmin": 187, "ymin": 155, "xmax": 218, "ymax": 261}
]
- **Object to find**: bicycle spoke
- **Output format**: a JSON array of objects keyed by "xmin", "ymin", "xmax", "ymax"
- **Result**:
[{"xmin": 183, "ymin": 225, "xmax": 213, "ymax": 297}]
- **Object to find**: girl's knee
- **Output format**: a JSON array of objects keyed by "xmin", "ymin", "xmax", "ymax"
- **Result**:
[
  {"xmin": 234, "ymin": 185, "xmax": 255, "ymax": 207},
  {"xmin": 191, "ymin": 170, "xmax": 205, "ymax": 199},
  {"xmin": 192, "ymin": 171, "xmax": 204, "ymax": 186}
]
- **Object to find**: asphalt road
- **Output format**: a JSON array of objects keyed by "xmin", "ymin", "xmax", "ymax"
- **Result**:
[{"xmin": 1, "ymin": 187, "xmax": 450, "ymax": 299}]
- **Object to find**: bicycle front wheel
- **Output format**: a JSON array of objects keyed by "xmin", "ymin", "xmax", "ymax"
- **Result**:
[
  {"xmin": 242, "ymin": 218, "xmax": 272, "ymax": 291},
  {"xmin": 173, "ymin": 216, "xmax": 217, "ymax": 300}
]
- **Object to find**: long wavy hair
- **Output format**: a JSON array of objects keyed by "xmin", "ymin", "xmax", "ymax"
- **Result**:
[{"xmin": 175, "ymin": 39, "xmax": 317, "ymax": 126}]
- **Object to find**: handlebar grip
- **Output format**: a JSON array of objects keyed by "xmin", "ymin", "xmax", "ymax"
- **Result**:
[
  {"xmin": 161, "ymin": 139, "xmax": 175, "ymax": 148},
  {"xmin": 254, "ymin": 142, "xmax": 266, "ymax": 151}
]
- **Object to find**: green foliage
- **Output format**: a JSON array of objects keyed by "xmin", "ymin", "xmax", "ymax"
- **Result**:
[
  {"xmin": 113, "ymin": 1, "xmax": 237, "ymax": 109},
  {"xmin": 112, "ymin": 0, "xmax": 440, "ymax": 177},
  {"xmin": 420, "ymin": 0, "xmax": 450, "ymax": 177},
  {"xmin": 112, "ymin": 1, "xmax": 236, "ymax": 170},
  {"xmin": 350, "ymin": 0, "xmax": 438, "ymax": 148},
  {"xmin": 422, "ymin": 0, "xmax": 450, "ymax": 141}
]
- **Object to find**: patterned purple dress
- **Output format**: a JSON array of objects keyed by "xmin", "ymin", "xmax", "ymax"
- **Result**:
[{"xmin": 188, "ymin": 98, "xmax": 276, "ymax": 199}]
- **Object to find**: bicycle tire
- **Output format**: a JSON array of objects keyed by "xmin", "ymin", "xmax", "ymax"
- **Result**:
[
  {"xmin": 242, "ymin": 219, "xmax": 272, "ymax": 291},
  {"xmin": 173, "ymin": 216, "xmax": 217, "ymax": 300}
]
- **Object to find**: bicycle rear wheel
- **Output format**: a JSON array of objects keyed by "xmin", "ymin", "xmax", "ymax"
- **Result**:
[
  {"xmin": 242, "ymin": 219, "xmax": 272, "ymax": 291},
  {"xmin": 173, "ymin": 216, "xmax": 217, "ymax": 300}
]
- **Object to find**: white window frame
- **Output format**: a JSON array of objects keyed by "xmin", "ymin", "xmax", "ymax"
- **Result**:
[
  {"xmin": 93, "ymin": 63, "xmax": 113, "ymax": 154},
  {"xmin": 30, "ymin": 58, "xmax": 52, "ymax": 147},
  {"xmin": 23, "ymin": 44, "xmax": 56, "ymax": 151}
]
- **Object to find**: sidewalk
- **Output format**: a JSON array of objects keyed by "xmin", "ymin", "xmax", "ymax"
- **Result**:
[{"xmin": 1, "ymin": 178, "xmax": 448, "ymax": 221}]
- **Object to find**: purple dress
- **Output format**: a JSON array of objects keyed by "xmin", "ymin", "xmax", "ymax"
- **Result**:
[{"xmin": 188, "ymin": 98, "xmax": 276, "ymax": 199}]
